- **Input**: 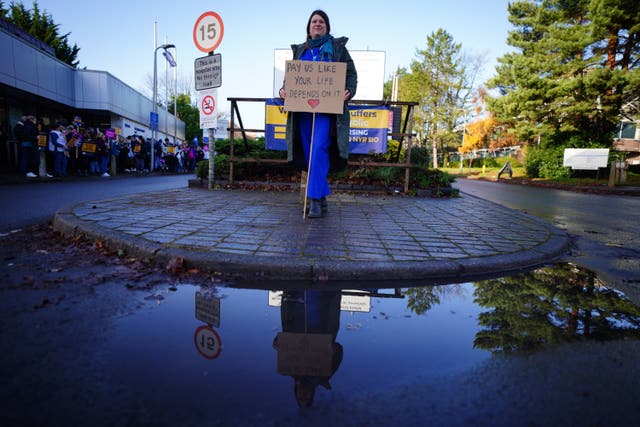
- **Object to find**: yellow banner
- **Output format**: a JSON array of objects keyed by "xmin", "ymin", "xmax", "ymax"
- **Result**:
[
  {"xmin": 266, "ymin": 104, "xmax": 287, "ymax": 125},
  {"xmin": 350, "ymin": 108, "xmax": 389, "ymax": 128}
]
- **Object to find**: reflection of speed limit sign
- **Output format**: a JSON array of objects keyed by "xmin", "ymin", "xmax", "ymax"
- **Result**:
[
  {"xmin": 194, "ymin": 325, "xmax": 222, "ymax": 359},
  {"xmin": 193, "ymin": 11, "xmax": 224, "ymax": 53}
]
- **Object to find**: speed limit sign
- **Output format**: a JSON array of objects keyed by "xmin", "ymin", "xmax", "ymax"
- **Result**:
[
  {"xmin": 193, "ymin": 11, "xmax": 224, "ymax": 53},
  {"xmin": 194, "ymin": 325, "xmax": 222, "ymax": 360}
]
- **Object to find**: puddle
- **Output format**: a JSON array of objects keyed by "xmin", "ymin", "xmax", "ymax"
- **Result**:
[
  {"xmin": 95, "ymin": 262, "xmax": 640, "ymax": 425},
  {"xmin": 5, "ymin": 262, "xmax": 639, "ymax": 426}
]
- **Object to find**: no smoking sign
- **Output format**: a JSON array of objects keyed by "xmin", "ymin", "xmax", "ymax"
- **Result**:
[
  {"xmin": 197, "ymin": 88, "xmax": 218, "ymax": 130},
  {"xmin": 202, "ymin": 95, "xmax": 216, "ymax": 115}
]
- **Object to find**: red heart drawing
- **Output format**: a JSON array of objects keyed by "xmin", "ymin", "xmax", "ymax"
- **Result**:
[{"xmin": 308, "ymin": 99, "xmax": 320, "ymax": 108}]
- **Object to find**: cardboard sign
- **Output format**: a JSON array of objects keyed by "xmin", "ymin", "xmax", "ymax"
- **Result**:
[
  {"xmin": 283, "ymin": 60, "xmax": 346, "ymax": 114},
  {"xmin": 276, "ymin": 332, "xmax": 333, "ymax": 377},
  {"xmin": 81, "ymin": 142, "xmax": 96, "ymax": 153}
]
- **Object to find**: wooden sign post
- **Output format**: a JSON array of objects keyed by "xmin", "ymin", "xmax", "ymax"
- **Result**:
[{"xmin": 283, "ymin": 60, "xmax": 346, "ymax": 218}]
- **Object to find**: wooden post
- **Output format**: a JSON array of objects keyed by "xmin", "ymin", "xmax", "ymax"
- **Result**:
[{"xmin": 300, "ymin": 171, "xmax": 307, "ymax": 204}]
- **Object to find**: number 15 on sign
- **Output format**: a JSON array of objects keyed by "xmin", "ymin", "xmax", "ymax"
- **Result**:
[{"xmin": 193, "ymin": 11, "xmax": 224, "ymax": 53}]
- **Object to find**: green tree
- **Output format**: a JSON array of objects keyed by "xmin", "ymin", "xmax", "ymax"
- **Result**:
[
  {"xmin": 401, "ymin": 29, "xmax": 480, "ymax": 168},
  {"xmin": 1, "ymin": 0, "xmax": 80, "ymax": 67},
  {"xmin": 488, "ymin": 0, "xmax": 640, "ymax": 149},
  {"xmin": 170, "ymin": 93, "xmax": 200, "ymax": 144}
]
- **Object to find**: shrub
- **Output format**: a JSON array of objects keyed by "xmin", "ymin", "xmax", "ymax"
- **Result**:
[
  {"xmin": 373, "ymin": 167, "xmax": 401, "ymax": 187},
  {"xmin": 524, "ymin": 146, "xmax": 569, "ymax": 179}
]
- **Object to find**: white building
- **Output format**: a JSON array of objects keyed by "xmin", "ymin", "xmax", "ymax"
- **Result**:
[{"xmin": 0, "ymin": 18, "xmax": 184, "ymax": 170}]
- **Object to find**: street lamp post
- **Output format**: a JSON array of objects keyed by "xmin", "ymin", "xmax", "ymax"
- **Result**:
[
  {"xmin": 173, "ymin": 47, "xmax": 178, "ymax": 144},
  {"xmin": 152, "ymin": 43, "xmax": 175, "ymax": 172}
]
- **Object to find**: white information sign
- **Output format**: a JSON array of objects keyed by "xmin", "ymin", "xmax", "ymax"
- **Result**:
[
  {"xmin": 563, "ymin": 148, "xmax": 610, "ymax": 170},
  {"xmin": 198, "ymin": 88, "xmax": 218, "ymax": 130},
  {"xmin": 195, "ymin": 54, "xmax": 222, "ymax": 90},
  {"xmin": 195, "ymin": 291, "xmax": 220, "ymax": 327}
]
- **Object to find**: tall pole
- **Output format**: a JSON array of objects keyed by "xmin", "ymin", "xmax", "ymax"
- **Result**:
[
  {"xmin": 164, "ymin": 36, "xmax": 169, "ymax": 140},
  {"xmin": 152, "ymin": 42, "xmax": 175, "ymax": 173},
  {"xmin": 152, "ymin": 22, "xmax": 157, "ymax": 173},
  {"xmin": 152, "ymin": 48, "xmax": 158, "ymax": 173},
  {"xmin": 174, "ymin": 46, "xmax": 178, "ymax": 143}
]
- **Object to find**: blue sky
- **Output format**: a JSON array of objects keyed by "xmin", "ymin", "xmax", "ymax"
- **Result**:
[{"xmin": 32, "ymin": 0, "xmax": 512, "ymax": 128}]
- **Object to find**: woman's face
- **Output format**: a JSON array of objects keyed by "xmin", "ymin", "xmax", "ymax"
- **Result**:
[{"xmin": 308, "ymin": 14, "xmax": 327, "ymax": 39}]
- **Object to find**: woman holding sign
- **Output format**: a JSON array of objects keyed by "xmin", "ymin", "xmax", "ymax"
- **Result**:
[{"xmin": 279, "ymin": 9, "xmax": 357, "ymax": 218}]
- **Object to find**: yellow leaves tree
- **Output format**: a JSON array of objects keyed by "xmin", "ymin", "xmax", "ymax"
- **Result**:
[{"xmin": 459, "ymin": 115, "xmax": 496, "ymax": 154}]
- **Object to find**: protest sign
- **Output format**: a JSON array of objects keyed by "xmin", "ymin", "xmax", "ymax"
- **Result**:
[{"xmin": 283, "ymin": 60, "xmax": 346, "ymax": 114}]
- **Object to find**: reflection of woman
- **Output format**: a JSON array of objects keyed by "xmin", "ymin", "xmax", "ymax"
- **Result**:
[
  {"xmin": 279, "ymin": 10, "xmax": 358, "ymax": 218},
  {"xmin": 274, "ymin": 290, "xmax": 343, "ymax": 407}
]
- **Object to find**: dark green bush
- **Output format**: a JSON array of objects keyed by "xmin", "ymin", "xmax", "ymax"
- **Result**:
[{"xmin": 525, "ymin": 146, "xmax": 569, "ymax": 179}]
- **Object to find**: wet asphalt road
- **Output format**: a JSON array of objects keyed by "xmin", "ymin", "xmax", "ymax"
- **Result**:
[
  {"xmin": 0, "ymin": 174, "xmax": 189, "ymax": 233},
  {"xmin": 455, "ymin": 179, "xmax": 640, "ymax": 303}
]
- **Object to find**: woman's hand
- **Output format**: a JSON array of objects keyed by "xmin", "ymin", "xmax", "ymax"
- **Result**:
[
  {"xmin": 344, "ymin": 89, "xmax": 351, "ymax": 101},
  {"xmin": 279, "ymin": 87, "xmax": 286, "ymax": 99}
]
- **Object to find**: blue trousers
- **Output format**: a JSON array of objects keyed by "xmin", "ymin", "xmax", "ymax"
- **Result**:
[
  {"xmin": 54, "ymin": 151, "xmax": 67, "ymax": 176},
  {"xmin": 299, "ymin": 113, "xmax": 331, "ymax": 200}
]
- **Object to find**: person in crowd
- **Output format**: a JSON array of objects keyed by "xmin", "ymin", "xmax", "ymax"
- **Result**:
[
  {"xmin": 153, "ymin": 138, "xmax": 163, "ymax": 171},
  {"xmin": 48, "ymin": 121, "xmax": 69, "ymax": 177},
  {"xmin": 176, "ymin": 142, "xmax": 186, "ymax": 173},
  {"xmin": 120, "ymin": 136, "xmax": 133, "ymax": 172},
  {"xmin": 114, "ymin": 135, "xmax": 127, "ymax": 173},
  {"xmin": 85, "ymin": 130, "xmax": 100, "ymax": 175},
  {"xmin": 96, "ymin": 132, "xmax": 110, "ymax": 177},
  {"xmin": 187, "ymin": 143, "xmax": 197, "ymax": 171},
  {"xmin": 279, "ymin": 9, "xmax": 357, "ymax": 218},
  {"xmin": 163, "ymin": 138, "xmax": 177, "ymax": 172},
  {"xmin": 143, "ymin": 137, "xmax": 152, "ymax": 172},
  {"xmin": 76, "ymin": 129, "xmax": 94, "ymax": 176},
  {"xmin": 14, "ymin": 115, "xmax": 39, "ymax": 177},
  {"xmin": 132, "ymin": 135, "xmax": 145, "ymax": 172},
  {"xmin": 196, "ymin": 145, "xmax": 205, "ymax": 164},
  {"xmin": 65, "ymin": 125, "xmax": 82, "ymax": 176}
]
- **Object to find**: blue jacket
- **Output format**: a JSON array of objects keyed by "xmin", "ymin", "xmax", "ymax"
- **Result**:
[{"xmin": 284, "ymin": 36, "xmax": 358, "ymax": 172}]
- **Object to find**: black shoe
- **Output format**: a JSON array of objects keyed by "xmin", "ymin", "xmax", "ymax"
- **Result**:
[
  {"xmin": 307, "ymin": 198, "xmax": 322, "ymax": 218},
  {"xmin": 320, "ymin": 197, "xmax": 328, "ymax": 214}
]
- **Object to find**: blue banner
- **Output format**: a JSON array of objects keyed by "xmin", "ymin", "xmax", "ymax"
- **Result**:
[{"xmin": 264, "ymin": 100, "xmax": 390, "ymax": 154}]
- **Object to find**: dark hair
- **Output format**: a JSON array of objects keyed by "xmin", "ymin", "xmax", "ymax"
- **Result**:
[{"xmin": 306, "ymin": 9, "xmax": 330, "ymax": 38}]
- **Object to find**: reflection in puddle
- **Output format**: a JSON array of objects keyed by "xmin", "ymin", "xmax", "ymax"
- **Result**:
[
  {"xmin": 104, "ymin": 263, "xmax": 640, "ymax": 424},
  {"xmin": 474, "ymin": 264, "xmax": 640, "ymax": 353}
]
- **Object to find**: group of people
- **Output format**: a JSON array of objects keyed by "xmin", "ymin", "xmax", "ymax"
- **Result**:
[{"xmin": 12, "ymin": 116, "xmax": 204, "ymax": 178}]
